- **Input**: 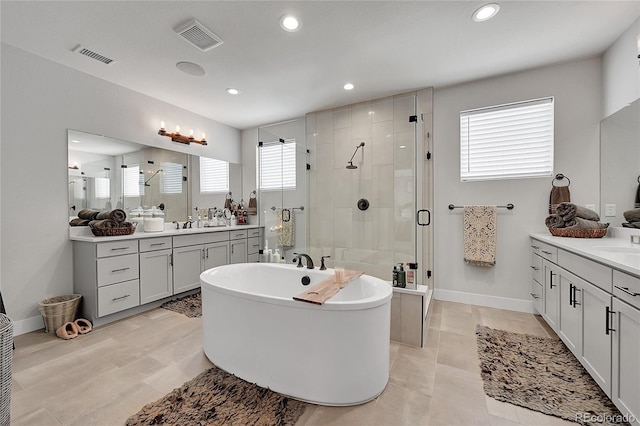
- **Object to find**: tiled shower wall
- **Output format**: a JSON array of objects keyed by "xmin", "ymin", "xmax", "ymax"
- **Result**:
[{"xmin": 306, "ymin": 93, "xmax": 420, "ymax": 280}]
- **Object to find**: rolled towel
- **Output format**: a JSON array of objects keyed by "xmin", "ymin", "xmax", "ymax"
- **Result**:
[
  {"xmin": 565, "ymin": 217, "xmax": 609, "ymax": 230},
  {"xmin": 88, "ymin": 219, "xmax": 119, "ymax": 229},
  {"xmin": 95, "ymin": 209, "xmax": 127, "ymax": 222},
  {"xmin": 622, "ymin": 222, "xmax": 640, "ymax": 229},
  {"xmin": 69, "ymin": 218, "xmax": 90, "ymax": 227},
  {"xmin": 545, "ymin": 214, "xmax": 566, "ymax": 229},
  {"xmin": 77, "ymin": 209, "xmax": 99, "ymax": 220},
  {"xmin": 623, "ymin": 209, "xmax": 640, "ymax": 223},
  {"xmin": 556, "ymin": 202, "xmax": 600, "ymax": 222}
]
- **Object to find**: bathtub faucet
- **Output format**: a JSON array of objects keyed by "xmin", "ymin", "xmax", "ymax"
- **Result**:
[{"xmin": 293, "ymin": 253, "xmax": 315, "ymax": 269}]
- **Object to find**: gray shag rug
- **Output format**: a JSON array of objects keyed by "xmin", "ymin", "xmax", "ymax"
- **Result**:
[
  {"xmin": 160, "ymin": 291, "xmax": 202, "ymax": 318},
  {"xmin": 126, "ymin": 366, "xmax": 308, "ymax": 426},
  {"xmin": 476, "ymin": 325, "xmax": 628, "ymax": 426}
]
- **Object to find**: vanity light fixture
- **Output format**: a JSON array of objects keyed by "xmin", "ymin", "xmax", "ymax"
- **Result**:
[
  {"xmin": 158, "ymin": 121, "xmax": 207, "ymax": 145},
  {"xmin": 472, "ymin": 3, "xmax": 500, "ymax": 22}
]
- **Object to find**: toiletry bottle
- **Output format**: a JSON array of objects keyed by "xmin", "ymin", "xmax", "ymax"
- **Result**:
[
  {"xmin": 272, "ymin": 249, "xmax": 280, "ymax": 263},
  {"xmin": 406, "ymin": 262, "xmax": 415, "ymax": 289},
  {"xmin": 397, "ymin": 263, "xmax": 406, "ymax": 288},
  {"xmin": 392, "ymin": 265, "xmax": 398, "ymax": 287}
]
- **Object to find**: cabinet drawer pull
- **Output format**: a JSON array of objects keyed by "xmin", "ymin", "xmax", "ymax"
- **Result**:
[
  {"xmin": 252, "ymin": 244, "xmax": 260, "ymax": 248},
  {"xmin": 111, "ymin": 267, "xmax": 130, "ymax": 273},
  {"xmin": 615, "ymin": 285, "xmax": 640, "ymax": 297},
  {"xmin": 541, "ymin": 250, "xmax": 552, "ymax": 255},
  {"xmin": 569, "ymin": 283, "xmax": 574, "ymax": 306},
  {"xmin": 531, "ymin": 245, "xmax": 540, "ymax": 250},
  {"xmin": 110, "ymin": 247, "xmax": 129, "ymax": 251},
  {"xmin": 150, "ymin": 243, "xmax": 165, "ymax": 247},
  {"xmin": 112, "ymin": 294, "xmax": 131, "ymax": 302},
  {"xmin": 530, "ymin": 293, "xmax": 539, "ymax": 299},
  {"xmin": 235, "ymin": 233, "xmax": 245, "ymax": 238},
  {"xmin": 549, "ymin": 271, "xmax": 556, "ymax": 289},
  {"xmin": 530, "ymin": 266, "xmax": 539, "ymax": 271}
]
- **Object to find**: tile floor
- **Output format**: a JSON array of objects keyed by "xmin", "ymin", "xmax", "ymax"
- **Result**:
[{"xmin": 10, "ymin": 300, "xmax": 577, "ymax": 425}]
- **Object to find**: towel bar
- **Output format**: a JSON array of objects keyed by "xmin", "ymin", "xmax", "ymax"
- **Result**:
[
  {"xmin": 271, "ymin": 206, "xmax": 304, "ymax": 211},
  {"xmin": 448, "ymin": 204, "xmax": 514, "ymax": 210}
]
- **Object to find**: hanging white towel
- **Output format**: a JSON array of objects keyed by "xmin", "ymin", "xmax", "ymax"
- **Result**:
[
  {"xmin": 463, "ymin": 205, "xmax": 497, "ymax": 267},
  {"xmin": 276, "ymin": 208, "xmax": 295, "ymax": 247}
]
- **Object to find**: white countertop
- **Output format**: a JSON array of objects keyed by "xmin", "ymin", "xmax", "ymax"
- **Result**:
[
  {"xmin": 69, "ymin": 223, "xmax": 261, "ymax": 243},
  {"xmin": 531, "ymin": 227, "xmax": 640, "ymax": 277}
]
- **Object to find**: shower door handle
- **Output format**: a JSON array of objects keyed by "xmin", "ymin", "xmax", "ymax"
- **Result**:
[{"xmin": 417, "ymin": 209, "xmax": 431, "ymax": 226}]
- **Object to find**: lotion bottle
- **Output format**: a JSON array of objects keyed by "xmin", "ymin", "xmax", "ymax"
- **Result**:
[{"xmin": 397, "ymin": 263, "xmax": 406, "ymax": 288}]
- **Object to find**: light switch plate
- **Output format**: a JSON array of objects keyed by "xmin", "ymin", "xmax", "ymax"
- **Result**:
[{"xmin": 605, "ymin": 204, "xmax": 617, "ymax": 217}]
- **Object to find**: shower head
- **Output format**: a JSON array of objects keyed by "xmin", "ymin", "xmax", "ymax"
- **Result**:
[{"xmin": 346, "ymin": 142, "xmax": 365, "ymax": 169}]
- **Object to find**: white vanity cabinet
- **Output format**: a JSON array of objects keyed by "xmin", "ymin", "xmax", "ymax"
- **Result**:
[
  {"xmin": 172, "ymin": 232, "xmax": 230, "ymax": 294},
  {"xmin": 139, "ymin": 237, "xmax": 173, "ymax": 304},
  {"xmin": 229, "ymin": 229, "xmax": 248, "ymax": 264},
  {"xmin": 542, "ymin": 259, "xmax": 561, "ymax": 331},
  {"xmin": 612, "ymin": 297, "xmax": 640, "ymax": 425},
  {"xmin": 73, "ymin": 239, "xmax": 141, "ymax": 323}
]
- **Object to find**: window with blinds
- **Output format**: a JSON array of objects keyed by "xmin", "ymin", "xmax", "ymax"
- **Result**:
[
  {"xmin": 259, "ymin": 141, "xmax": 296, "ymax": 191},
  {"xmin": 94, "ymin": 177, "xmax": 110, "ymax": 199},
  {"xmin": 161, "ymin": 162, "xmax": 184, "ymax": 194},
  {"xmin": 200, "ymin": 157, "xmax": 229, "ymax": 194},
  {"xmin": 460, "ymin": 97, "xmax": 554, "ymax": 181},
  {"xmin": 123, "ymin": 165, "xmax": 143, "ymax": 197}
]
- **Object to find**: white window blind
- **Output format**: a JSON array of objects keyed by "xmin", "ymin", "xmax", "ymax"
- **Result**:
[
  {"xmin": 259, "ymin": 141, "xmax": 296, "ymax": 190},
  {"xmin": 161, "ymin": 162, "xmax": 183, "ymax": 194},
  {"xmin": 460, "ymin": 97, "xmax": 554, "ymax": 181},
  {"xmin": 123, "ymin": 165, "xmax": 143, "ymax": 197},
  {"xmin": 200, "ymin": 157, "xmax": 229, "ymax": 194},
  {"xmin": 94, "ymin": 177, "xmax": 110, "ymax": 199}
]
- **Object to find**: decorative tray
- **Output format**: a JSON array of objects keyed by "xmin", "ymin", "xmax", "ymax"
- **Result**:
[{"xmin": 547, "ymin": 227, "xmax": 608, "ymax": 238}]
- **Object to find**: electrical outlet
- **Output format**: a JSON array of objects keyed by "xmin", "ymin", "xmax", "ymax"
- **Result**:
[
  {"xmin": 585, "ymin": 204, "xmax": 596, "ymax": 211},
  {"xmin": 605, "ymin": 204, "xmax": 617, "ymax": 217}
]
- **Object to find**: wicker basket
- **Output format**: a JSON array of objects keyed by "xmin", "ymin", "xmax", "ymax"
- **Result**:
[
  {"xmin": 0, "ymin": 314, "xmax": 12, "ymax": 426},
  {"xmin": 90, "ymin": 225, "xmax": 136, "ymax": 237},
  {"xmin": 547, "ymin": 227, "xmax": 608, "ymax": 238},
  {"xmin": 38, "ymin": 294, "xmax": 82, "ymax": 334}
]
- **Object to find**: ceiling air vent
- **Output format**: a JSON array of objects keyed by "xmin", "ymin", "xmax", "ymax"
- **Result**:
[
  {"xmin": 174, "ymin": 19, "xmax": 223, "ymax": 52},
  {"xmin": 71, "ymin": 45, "xmax": 117, "ymax": 65}
]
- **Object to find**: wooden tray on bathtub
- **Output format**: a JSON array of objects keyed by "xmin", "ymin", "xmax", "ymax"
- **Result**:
[{"xmin": 293, "ymin": 270, "xmax": 364, "ymax": 305}]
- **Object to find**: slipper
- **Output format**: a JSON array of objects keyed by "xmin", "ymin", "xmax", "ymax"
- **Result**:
[
  {"xmin": 74, "ymin": 318, "xmax": 92, "ymax": 334},
  {"xmin": 56, "ymin": 322, "xmax": 79, "ymax": 340}
]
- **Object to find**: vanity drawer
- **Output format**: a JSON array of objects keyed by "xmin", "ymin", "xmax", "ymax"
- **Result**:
[
  {"xmin": 230, "ymin": 230, "xmax": 248, "ymax": 240},
  {"xmin": 613, "ymin": 270, "xmax": 640, "ymax": 310},
  {"xmin": 248, "ymin": 228, "xmax": 261, "ymax": 238},
  {"xmin": 531, "ymin": 253, "xmax": 543, "ymax": 284},
  {"xmin": 97, "ymin": 253, "xmax": 139, "ymax": 287},
  {"xmin": 139, "ymin": 237, "xmax": 172, "ymax": 252},
  {"xmin": 96, "ymin": 240, "xmax": 138, "ymax": 258},
  {"xmin": 558, "ymin": 249, "xmax": 612, "ymax": 293},
  {"xmin": 531, "ymin": 279, "xmax": 543, "ymax": 314},
  {"xmin": 248, "ymin": 253, "xmax": 260, "ymax": 263},
  {"xmin": 530, "ymin": 239, "xmax": 558, "ymax": 264},
  {"xmin": 173, "ymin": 231, "xmax": 229, "ymax": 248},
  {"xmin": 247, "ymin": 237, "xmax": 260, "ymax": 254},
  {"xmin": 98, "ymin": 279, "xmax": 140, "ymax": 317}
]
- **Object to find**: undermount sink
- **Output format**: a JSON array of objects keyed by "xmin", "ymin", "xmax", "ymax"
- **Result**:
[{"xmin": 593, "ymin": 246, "xmax": 640, "ymax": 254}]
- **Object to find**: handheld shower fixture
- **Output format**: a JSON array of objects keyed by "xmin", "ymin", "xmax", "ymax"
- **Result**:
[{"xmin": 346, "ymin": 142, "xmax": 365, "ymax": 169}]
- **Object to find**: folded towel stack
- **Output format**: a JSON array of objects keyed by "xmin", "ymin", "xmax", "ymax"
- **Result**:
[
  {"xmin": 70, "ymin": 209, "xmax": 132, "ymax": 229},
  {"xmin": 622, "ymin": 209, "xmax": 640, "ymax": 228},
  {"xmin": 545, "ymin": 203, "xmax": 608, "ymax": 230}
]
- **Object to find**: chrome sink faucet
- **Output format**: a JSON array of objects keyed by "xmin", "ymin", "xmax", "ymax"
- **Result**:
[{"xmin": 293, "ymin": 253, "xmax": 315, "ymax": 269}]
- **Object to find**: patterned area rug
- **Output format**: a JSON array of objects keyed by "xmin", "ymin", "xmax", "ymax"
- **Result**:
[
  {"xmin": 476, "ymin": 325, "xmax": 628, "ymax": 426},
  {"xmin": 126, "ymin": 366, "xmax": 307, "ymax": 426},
  {"xmin": 160, "ymin": 291, "xmax": 202, "ymax": 318}
]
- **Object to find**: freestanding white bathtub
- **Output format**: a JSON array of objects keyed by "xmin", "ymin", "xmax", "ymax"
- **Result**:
[{"xmin": 200, "ymin": 263, "xmax": 392, "ymax": 406}]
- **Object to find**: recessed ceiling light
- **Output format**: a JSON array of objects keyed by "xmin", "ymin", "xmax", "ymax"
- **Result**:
[
  {"xmin": 176, "ymin": 61, "xmax": 206, "ymax": 76},
  {"xmin": 343, "ymin": 83, "xmax": 354, "ymax": 91},
  {"xmin": 226, "ymin": 88, "xmax": 240, "ymax": 95},
  {"xmin": 280, "ymin": 15, "xmax": 301, "ymax": 32},
  {"xmin": 472, "ymin": 3, "xmax": 500, "ymax": 22}
]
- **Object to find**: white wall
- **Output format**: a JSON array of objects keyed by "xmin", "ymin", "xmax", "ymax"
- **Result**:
[
  {"xmin": 603, "ymin": 17, "xmax": 640, "ymax": 118},
  {"xmin": 1, "ymin": 44, "xmax": 241, "ymax": 334},
  {"xmin": 433, "ymin": 57, "xmax": 602, "ymax": 311}
]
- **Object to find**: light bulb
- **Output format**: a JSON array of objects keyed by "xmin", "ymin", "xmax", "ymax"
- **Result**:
[
  {"xmin": 201, "ymin": 132, "xmax": 206, "ymax": 140},
  {"xmin": 189, "ymin": 129, "xmax": 194, "ymax": 136},
  {"xmin": 175, "ymin": 125, "xmax": 180, "ymax": 134},
  {"xmin": 160, "ymin": 121, "xmax": 165, "ymax": 129}
]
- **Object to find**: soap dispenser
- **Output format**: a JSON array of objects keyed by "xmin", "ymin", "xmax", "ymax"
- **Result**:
[
  {"xmin": 392, "ymin": 265, "xmax": 399, "ymax": 287},
  {"xmin": 397, "ymin": 263, "xmax": 406, "ymax": 288}
]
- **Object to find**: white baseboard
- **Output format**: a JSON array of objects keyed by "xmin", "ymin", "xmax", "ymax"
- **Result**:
[
  {"xmin": 433, "ymin": 289, "xmax": 536, "ymax": 314},
  {"xmin": 12, "ymin": 315, "xmax": 44, "ymax": 336}
]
